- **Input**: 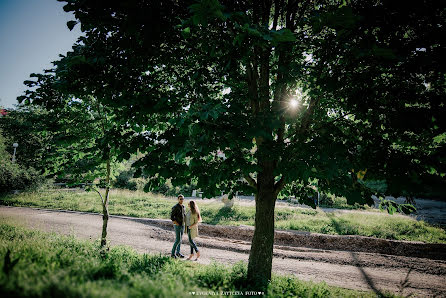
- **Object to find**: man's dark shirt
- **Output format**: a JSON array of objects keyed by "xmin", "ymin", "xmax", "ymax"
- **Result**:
[{"xmin": 170, "ymin": 203, "xmax": 185, "ymax": 226}]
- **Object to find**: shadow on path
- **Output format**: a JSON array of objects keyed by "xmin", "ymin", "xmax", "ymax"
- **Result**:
[{"xmin": 327, "ymin": 213, "xmax": 385, "ymax": 297}]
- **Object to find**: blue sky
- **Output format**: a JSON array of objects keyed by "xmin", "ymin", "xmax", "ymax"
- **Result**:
[{"xmin": 0, "ymin": 0, "xmax": 81, "ymax": 108}]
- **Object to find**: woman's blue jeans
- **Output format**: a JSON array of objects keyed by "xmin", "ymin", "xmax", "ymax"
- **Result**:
[
  {"xmin": 188, "ymin": 229, "xmax": 199, "ymax": 254},
  {"xmin": 171, "ymin": 225, "xmax": 183, "ymax": 256}
]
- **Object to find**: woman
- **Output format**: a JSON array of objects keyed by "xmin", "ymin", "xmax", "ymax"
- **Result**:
[{"xmin": 185, "ymin": 200, "xmax": 202, "ymax": 261}]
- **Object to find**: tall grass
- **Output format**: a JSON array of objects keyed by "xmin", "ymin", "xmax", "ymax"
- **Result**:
[
  {"xmin": 1, "ymin": 189, "xmax": 445, "ymax": 243},
  {"xmin": 0, "ymin": 222, "xmax": 387, "ymax": 297}
]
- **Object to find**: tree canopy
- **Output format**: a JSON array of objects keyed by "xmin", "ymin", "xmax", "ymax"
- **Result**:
[{"xmin": 21, "ymin": 0, "xmax": 445, "ymax": 287}]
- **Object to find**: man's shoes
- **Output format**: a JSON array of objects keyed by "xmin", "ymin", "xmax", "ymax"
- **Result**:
[
  {"xmin": 176, "ymin": 253, "xmax": 185, "ymax": 258},
  {"xmin": 170, "ymin": 255, "xmax": 177, "ymax": 259}
]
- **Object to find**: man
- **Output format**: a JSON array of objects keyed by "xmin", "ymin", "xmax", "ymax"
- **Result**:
[{"xmin": 170, "ymin": 194, "xmax": 186, "ymax": 258}]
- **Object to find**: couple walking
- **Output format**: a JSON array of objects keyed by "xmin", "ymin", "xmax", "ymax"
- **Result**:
[{"xmin": 170, "ymin": 194, "xmax": 201, "ymax": 260}]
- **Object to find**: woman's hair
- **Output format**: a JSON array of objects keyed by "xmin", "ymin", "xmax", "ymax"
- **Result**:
[{"xmin": 189, "ymin": 201, "xmax": 202, "ymax": 222}]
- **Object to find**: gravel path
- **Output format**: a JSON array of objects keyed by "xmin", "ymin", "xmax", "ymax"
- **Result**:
[{"xmin": 1, "ymin": 206, "xmax": 445, "ymax": 297}]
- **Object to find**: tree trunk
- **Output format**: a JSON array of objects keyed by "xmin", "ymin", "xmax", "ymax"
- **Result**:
[
  {"xmin": 247, "ymin": 162, "xmax": 277, "ymax": 289},
  {"xmin": 100, "ymin": 158, "xmax": 111, "ymax": 247},
  {"xmin": 100, "ymin": 189, "xmax": 110, "ymax": 247}
]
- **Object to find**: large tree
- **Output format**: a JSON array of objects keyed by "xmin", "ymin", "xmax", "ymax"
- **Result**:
[{"xmin": 24, "ymin": 0, "xmax": 445, "ymax": 288}]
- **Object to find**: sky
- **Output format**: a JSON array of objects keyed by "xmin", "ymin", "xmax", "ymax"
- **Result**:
[{"xmin": 0, "ymin": 0, "xmax": 81, "ymax": 108}]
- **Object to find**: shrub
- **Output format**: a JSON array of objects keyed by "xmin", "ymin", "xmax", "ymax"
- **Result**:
[
  {"xmin": 319, "ymin": 192, "xmax": 335, "ymax": 206},
  {"xmin": 0, "ymin": 131, "xmax": 44, "ymax": 193},
  {"xmin": 114, "ymin": 169, "xmax": 138, "ymax": 191}
]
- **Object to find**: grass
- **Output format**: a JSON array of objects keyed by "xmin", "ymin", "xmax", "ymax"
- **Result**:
[
  {"xmin": 1, "ymin": 189, "xmax": 445, "ymax": 243},
  {"xmin": 281, "ymin": 194, "xmax": 372, "ymax": 210},
  {"xmin": 0, "ymin": 222, "xmax": 389, "ymax": 297}
]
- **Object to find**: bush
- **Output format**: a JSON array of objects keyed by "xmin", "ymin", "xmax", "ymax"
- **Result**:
[
  {"xmin": 160, "ymin": 180, "xmax": 197, "ymax": 197},
  {"xmin": 319, "ymin": 192, "xmax": 335, "ymax": 206},
  {"xmin": 0, "ymin": 131, "xmax": 44, "ymax": 193},
  {"xmin": 114, "ymin": 169, "xmax": 139, "ymax": 191},
  {"xmin": 0, "ymin": 163, "xmax": 43, "ymax": 192},
  {"xmin": 113, "ymin": 167, "xmax": 197, "ymax": 197}
]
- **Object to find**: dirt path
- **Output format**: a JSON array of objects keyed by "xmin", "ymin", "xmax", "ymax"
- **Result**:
[{"xmin": 1, "ymin": 206, "xmax": 445, "ymax": 297}]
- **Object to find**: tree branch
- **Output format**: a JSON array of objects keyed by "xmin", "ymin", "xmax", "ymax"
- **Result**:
[
  {"xmin": 244, "ymin": 174, "xmax": 257, "ymax": 189},
  {"xmin": 272, "ymin": 0, "xmax": 283, "ymax": 30},
  {"xmin": 261, "ymin": 0, "xmax": 273, "ymax": 25},
  {"xmin": 274, "ymin": 175, "xmax": 286, "ymax": 196},
  {"xmin": 93, "ymin": 187, "xmax": 105, "ymax": 206}
]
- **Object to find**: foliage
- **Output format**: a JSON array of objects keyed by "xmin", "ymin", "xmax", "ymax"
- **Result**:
[
  {"xmin": 1, "ymin": 190, "xmax": 444, "ymax": 243},
  {"xmin": 28, "ymin": 0, "xmax": 442, "ymax": 206},
  {"xmin": 0, "ymin": 130, "xmax": 43, "ymax": 193},
  {"xmin": 153, "ymin": 179, "xmax": 198, "ymax": 197},
  {"xmin": 0, "ymin": 222, "xmax": 391, "ymax": 297},
  {"xmin": 20, "ymin": 0, "xmax": 445, "ymax": 284},
  {"xmin": 283, "ymin": 192, "xmax": 370, "ymax": 210},
  {"xmin": 378, "ymin": 199, "xmax": 417, "ymax": 215},
  {"xmin": 114, "ymin": 166, "xmax": 197, "ymax": 196},
  {"xmin": 22, "ymin": 94, "xmax": 114, "ymax": 186},
  {"xmin": 20, "ymin": 70, "xmax": 131, "ymax": 245},
  {"xmin": 0, "ymin": 106, "xmax": 54, "ymax": 172},
  {"xmin": 114, "ymin": 168, "xmax": 140, "ymax": 191}
]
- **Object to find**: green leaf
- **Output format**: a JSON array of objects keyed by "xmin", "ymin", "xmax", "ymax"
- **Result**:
[
  {"xmin": 175, "ymin": 151, "xmax": 186, "ymax": 162},
  {"xmin": 399, "ymin": 204, "xmax": 417, "ymax": 215},
  {"xmin": 133, "ymin": 168, "xmax": 142, "ymax": 178},
  {"xmin": 272, "ymin": 29, "xmax": 296, "ymax": 43},
  {"xmin": 189, "ymin": 0, "xmax": 224, "ymax": 26},
  {"xmin": 67, "ymin": 20, "xmax": 78, "ymax": 31},
  {"xmin": 243, "ymin": 25, "xmax": 262, "ymax": 38},
  {"xmin": 118, "ymin": 152, "xmax": 131, "ymax": 161},
  {"xmin": 182, "ymin": 27, "xmax": 191, "ymax": 38},
  {"xmin": 262, "ymin": 33, "xmax": 273, "ymax": 41}
]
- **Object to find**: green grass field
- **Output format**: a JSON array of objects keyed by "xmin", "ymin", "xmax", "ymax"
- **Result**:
[
  {"xmin": 0, "ymin": 222, "xmax": 396, "ymax": 297},
  {"xmin": 1, "ymin": 189, "xmax": 445, "ymax": 243}
]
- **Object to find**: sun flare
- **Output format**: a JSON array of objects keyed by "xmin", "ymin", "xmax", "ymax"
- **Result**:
[{"xmin": 289, "ymin": 98, "xmax": 299, "ymax": 109}]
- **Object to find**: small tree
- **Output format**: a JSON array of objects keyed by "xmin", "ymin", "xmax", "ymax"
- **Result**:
[{"xmin": 20, "ymin": 70, "xmax": 125, "ymax": 247}]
